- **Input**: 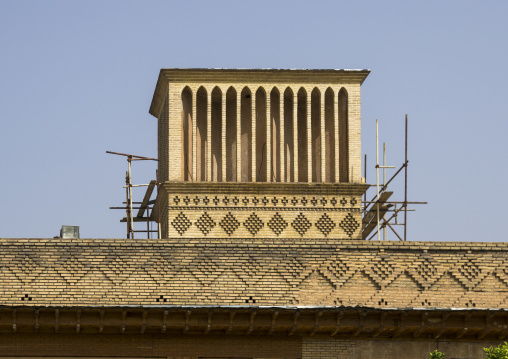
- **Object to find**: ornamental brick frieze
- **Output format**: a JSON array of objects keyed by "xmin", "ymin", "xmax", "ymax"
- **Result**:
[
  {"xmin": 1, "ymin": 238, "xmax": 508, "ymax": 309},
  {"xmin": 160, "ymin": 182, "xmax": 367, "ymax": 240}
]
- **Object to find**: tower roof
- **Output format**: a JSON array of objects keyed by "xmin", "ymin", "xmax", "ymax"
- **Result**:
[{"xmin": 149, "ymin": 68, "xmax": 370, "ymax": 117}]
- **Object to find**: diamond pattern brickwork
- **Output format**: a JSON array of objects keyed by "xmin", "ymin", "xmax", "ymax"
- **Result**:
[
  {"xmin": 195, "ymin": 212, "xmax": 216, "ymax": 235},
  {"xmin": 1, "ymin": 238, "xmax": 508, "ymax": 308},
  {"xmin": 171, "ymin": 212, "xmax": 191, "ymax": 236},
  {"xmin": 267, "ymin": 212, "xmax": 288, "ymax": 236},
  {"xmin": 292, "ymin": 213, "xmax": 312, "ymax": 236},
  {"xmin": 165, "ymin": 189, "xmax": 363, "ymax": 239},
  {"xmin": 339, "ymin": 213, "xmax": 360, "ymax": 238},
  {"xmin": 219, "ymin": 212, "xmax": 240, "ymax": 236},
  {"xmin": 244, "ymin": 213, "xmax": 264, "ymax": 236},
  {"xmin": 315, "ymin": 213, "xmax": 336, "ymax": 237}
]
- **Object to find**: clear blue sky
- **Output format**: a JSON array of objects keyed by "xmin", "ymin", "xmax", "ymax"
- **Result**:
[{"xmin": 1, "ymin": 1, "xmax": 507, "ymax": 241}]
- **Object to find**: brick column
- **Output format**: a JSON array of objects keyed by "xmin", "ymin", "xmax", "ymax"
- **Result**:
[
  {"xmin": 280, "ymin": 91, "xmax": 285, "ymax": 182},
  {"xmin": 251, "ymin": 90, "xmax": 257, "ymax": 182},
  {"xmin": 222, "ymin": 88, "xmax": 227, "ymax": 182},
  {"xmin": 207, "ymin": 89, "xmax": 212, "ymax": 182},
  {"xmin": 349, "ymin": 85, "xmax": 361, "ymax": 183},
  {"xmin": 320, "ymin": 88, "xmax": 326, "ymax": 182},
  {"xmin": 236, "ymin": 88, "xmax": 242, "ymax": 182},
  {"xmin": 192, "ymin": 87, "xmax": 197, "ymax": 181},
  {"xmin": 266, "ymin": 90, "xmax": 271, "ymax": 182},
  {"xmin": 335, "ymin": 87, "xmax": 340, "ymax": 183},
  {"xmin": 307, "ymin": 93, "xmax": 312, "ymax": 183},
  {"xmin": 293, "ymin": 91, "xmax": 298, "ymax": 182},
  {"xmin": 168, "ymin": 87, "xmax": 181, "ymax": 181}
]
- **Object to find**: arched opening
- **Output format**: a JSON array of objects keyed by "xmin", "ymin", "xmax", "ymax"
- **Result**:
[
  {"xmin": 241, "ymin": 87, "xmax": 252, "ymax": 182},
  {"xmin": 256, "ymin": 87, "xmax": 267, "ymax": 182},
  {"xmin": 181, "ymin": 87, "xmax": 193, "ymax": 181},
  {"xmin": 226, "ymin": 87, "xmax": 237, "ymax": 182},
  {"xmin": 325, "ymin": 88, "xmax": 335, "ymax": 182},
  {"xmin": 211, "ymin": 87, "xmax": 222, "ymax": 182},
  {"xmin": 196, "ymin": 87, "xmax": 207, "ymax": 181},
  {"xmin": 311, "ymin": 87, "xmax": 321, "ymax": 182},
  {"xmin": 338, "ymin": 88, "xmax": 349, "ymax": 183},
  {"xmin": 284, "ymin": 87, "xmax": 294, "ymax": 182},
  {"xmin": 270, "ymin": 87, "xmax": 280, "ymax": 182},
  {"xmin": 297, "ymin": 88, "xmax": 308, "ymax": 182}
]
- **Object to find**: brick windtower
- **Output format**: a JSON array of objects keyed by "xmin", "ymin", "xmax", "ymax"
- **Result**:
[{"xmin": 149, "ymin": 69, "xmax": 370, "ymax": 240}]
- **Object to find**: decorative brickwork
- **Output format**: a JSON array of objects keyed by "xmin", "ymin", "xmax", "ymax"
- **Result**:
[
  {"xmin": 160, "ymin": 182, "xmax": 367, "ymax": 239},
  {"xmin": 1, "ymin": 238, "xmax": 508, "ymax": 308}
]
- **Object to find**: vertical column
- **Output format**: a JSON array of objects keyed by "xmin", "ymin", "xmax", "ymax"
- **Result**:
[
  {"xmin": 221, "ymin": 87, "xmax": 227, "ymax": 182},
  {"xmin": 293, "ymin": 92, "xmax": 298, "ymax": 182},
  {"xmin": 307, "ymin": 91, "xmax": 312, "ymax": 183},
  {"xmin": 335, "ymin": 87, "xmax": 340, "ymax": 182},
  {"xmin": 266, "ymin": 90, "xmax": 271, "ymax": 182},
  {"xmin": 320, "ymin": 89, "xmax": 326, "ymax": 182},
  {"xmin": 251, "ymin": 90, "xmax": 257, "ymax": 182},
  {"xmin": 236, "ymin": 88, "xmax": 242, "ymax": 182},
  {"xmin": 279, "ymin": 92, "xmax": 285, "ymax": 182},
  {"xmin": 207, "ymin": 89, "xmax": 212, "ymax": 181},
  {"xmin": 350, "ymin": 85, "xmax": 361, "ymax": 183},
  {"xmin": 168, "ymin": 87, "xmax": 181, "ymax": 181},
  {"xmin": 192, "ymin": 87, "xmax": 197, "ymax": 181}
]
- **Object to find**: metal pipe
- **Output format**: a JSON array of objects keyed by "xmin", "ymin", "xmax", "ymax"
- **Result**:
[
  {"xmin": 383, "ymin": 142, "xmax": 386, "ymax": 241},
  {"xmin": 363, "ymin": 201, "xmax": 427, "ymax": 204},
  {"xmin": 128, "ymin": 157, "xmax": 134, "ymax": 239},
  {"xmin": 156, "ymin": 169, "xmax": 161, "ymax": 239},
  {"xmin": 376, "ymin": 119, "xmax": 380, "ymax": 241},
  {"xmin": 106, "ymin": 151, "xmax": 158, "ymax": 161},
  {"xmin": 404, "ymin": 114, "xmax": 408, "ymax": 241},
  {"xmin": 364, "ymin": 154, "xmax": 367, "ymax": 209},
  {"xmin": 125, "ymin": 171, "xmax": 130, "ymax": 239},
  {"xmin": 122, "ymin": 184, "xmax": 151, "ymax": 188}
]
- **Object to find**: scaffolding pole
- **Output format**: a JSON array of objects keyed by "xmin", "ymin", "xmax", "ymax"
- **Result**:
[{"xmin": 362, "ymin": 115, "xmax": 426, "ymax": 241}]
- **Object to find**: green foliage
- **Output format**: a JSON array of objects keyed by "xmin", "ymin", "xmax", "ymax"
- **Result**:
[
  {"xmin": 429, "ymin": 349, "xmax": 445, "ymax": 359},
  {"xmin": 484, "ymin": 342, "xmax": 508, "ymax": 359}
]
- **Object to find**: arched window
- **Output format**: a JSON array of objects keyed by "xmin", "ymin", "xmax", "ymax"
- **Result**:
[
  {"xmin": 196, "ymin": 87, "xmax": 207, "ymax": 181},
  {"xmin": 324, "ymin": 88, "xmax": 335, "ymax": 182},
  {"xmin": 270, "ymin": 87, "xmax": 280, "ymax": 182},
  {"xmin": 181, "ymin": 87, "xmax": 192, "ymax": 181},
  {"xmin": 241, "ymin": 87, "xmax": 252, "ymax": 182},
  {"xmin": 297, "ymin": 88, "xmax": 308, "ymax": 182},
  {"xmin": 211, "ymin": 87, "xmax": 222, "ymax": 182},
  {"xmin": 284, "ymin": 87, "xmax": 294, "ymax": 182},
  {"xmin": 338, "ymin": 88, "xmax": 349, "ymax": 183},
  {"xmin": 256, "ymin": 87, "xmax": 267, "ymax": 182},
  {"xmin": 226, "ymin": 87, "xmax": 237, "ymax": 182}
]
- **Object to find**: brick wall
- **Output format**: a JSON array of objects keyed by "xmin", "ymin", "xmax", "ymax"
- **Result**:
[
  {"xmin": 1, "ymin": 238, "xmax": 507, "ymax": 308},
  {"xmin": 302, "ymin": 337, "xmax": 501, "ymax": 359},
  {"xmin": 160, "ymin": 182, "xmax": 367, "ymax": 240}
]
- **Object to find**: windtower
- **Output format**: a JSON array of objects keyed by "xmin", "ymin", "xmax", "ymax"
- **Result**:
[{"xmin": 149, "ymin": 69, "xmax": 370, "ymax": 239}]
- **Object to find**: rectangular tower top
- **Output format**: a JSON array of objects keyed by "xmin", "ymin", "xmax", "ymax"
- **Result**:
[{"xmin": 149, "ymin": 68, "xmax": 370, "ymax": 117}]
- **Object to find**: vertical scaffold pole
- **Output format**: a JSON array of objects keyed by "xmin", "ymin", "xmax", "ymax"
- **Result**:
[
  {"xmin": 376, "ymin": 119, "xmax": 380, "ymax": 241},
  {"xmin": 125, "ymin": 171, "xmax": 130, "ymax": 239},
  {"xmin": 128, "ymin": 156, "xmax": 134, "ymax": 239},
  {"xmin": 383, "ymin": 142, "xmax": 386, "ymax": 241},
  {"xmin": 364, "ymin": 154, "xmax": 367, "ymax": 208},
  {"xmin": 404, "ymin": 114, "xmax": 408, "ymax": 242}
]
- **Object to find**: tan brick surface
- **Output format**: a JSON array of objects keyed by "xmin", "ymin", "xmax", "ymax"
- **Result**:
[
  {"xmin": 1, "ymin": 238, "xmax": 507, "ymax": 308},
  {"xmin": 160, "ymin": 182, "xmax": 367, "ymax": 240}
]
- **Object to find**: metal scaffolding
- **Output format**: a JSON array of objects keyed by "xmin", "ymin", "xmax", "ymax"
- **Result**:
[
  {"xmin": 362, "ymin": 115, "xmax": 427, "ymax": 241},
  {"xmin": 106, "ymin": 151, "xmax": 159, "ymax": 239}
]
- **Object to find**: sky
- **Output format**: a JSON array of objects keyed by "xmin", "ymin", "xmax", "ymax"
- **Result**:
[{"xmin": 1, "ymin": 0, "xmax": 507, "ymax": 241}]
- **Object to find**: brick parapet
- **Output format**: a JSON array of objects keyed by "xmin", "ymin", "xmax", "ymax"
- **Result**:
[{"xmin": 1, "ymin": 238, "xmax": 507, "ymax": 308}]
